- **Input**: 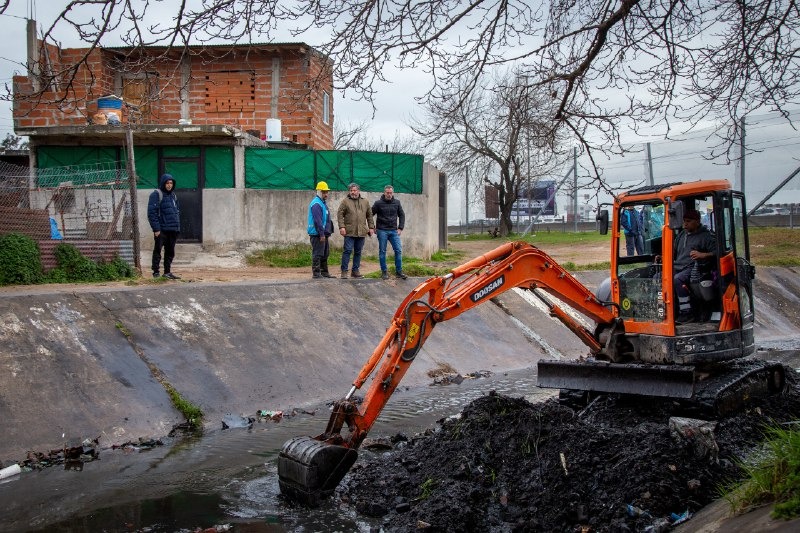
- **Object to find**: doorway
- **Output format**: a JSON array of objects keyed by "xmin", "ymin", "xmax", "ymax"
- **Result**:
[{"xmin": 160, "ymin": 149, "xmax": 203, "ymax": 242}]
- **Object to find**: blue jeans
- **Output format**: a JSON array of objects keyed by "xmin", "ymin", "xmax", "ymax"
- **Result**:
[
  {"xmin": 341, "ymin": 236, "xmax": 366, "ymax": 272},
  {"xmin": 625, "ymin": 232, "xmax": 644, "ymax": 256},
  {"xmin": 377, "ymin": 229, "xmax": 403, "ymax": 273}
]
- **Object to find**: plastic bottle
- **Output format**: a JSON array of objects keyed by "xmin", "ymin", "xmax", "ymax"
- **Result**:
[{"xmin": 0, "ymin": 463, "xmax": 21, "ymax": 480}]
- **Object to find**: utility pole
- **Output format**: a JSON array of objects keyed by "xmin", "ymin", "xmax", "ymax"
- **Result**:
[
  {"xmin": 465, "ymin": 166, "xmax": 469, "ymax": 231},
  {"xmin": 125, "ymin": 128, "xmax": 141, "ymax": 273},
  {"xmin": 573, "ymin": 147, "xmax": 578, "ymax": 232},
  {"xmin": 646, "ymin": 143, "xmax": 654, "ymax": 186},
  {"xmin": 738, "ymin": 117, "xmax": 746, "ymax": 195}
]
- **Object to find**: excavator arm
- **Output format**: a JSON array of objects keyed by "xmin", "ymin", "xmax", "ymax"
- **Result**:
[{"xmin": 278, "ymin": 241, "xmax": 618, "ymax": 504}]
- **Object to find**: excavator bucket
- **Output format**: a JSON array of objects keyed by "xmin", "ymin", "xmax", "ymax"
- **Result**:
[
  {"xmin": 277, "ymin": 436, "xmax": 358, "ymax": 506},
  {"xmin": 537, "ymin": 359, "xmax": 697, "ymax": 399}
]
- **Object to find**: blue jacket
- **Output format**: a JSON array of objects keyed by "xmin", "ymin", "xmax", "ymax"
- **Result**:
[
  {"xmin": 307, "ymin": 195, "xmax": 333, "ymax": 236},
  {"xmin": 621, "ymin": 208, "xmax": 642, "ymax": 236},
  {"xmin": 147, "ymin": 174, "xmax": 181, "ymax": 232}
]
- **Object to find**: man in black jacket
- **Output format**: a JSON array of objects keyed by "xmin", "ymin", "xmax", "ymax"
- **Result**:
[
  {"xmin": 147, "ymin": 173, "xmax": 181, "ymax": 280},
  {"xmin": 372, "ymin": 185, "xmax": 407, "ymax": 280}
]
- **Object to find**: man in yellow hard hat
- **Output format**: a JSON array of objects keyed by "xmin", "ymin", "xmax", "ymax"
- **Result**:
[{"xmin": 307, "ymin": 181, "xmax": 334, "ymax": 278}]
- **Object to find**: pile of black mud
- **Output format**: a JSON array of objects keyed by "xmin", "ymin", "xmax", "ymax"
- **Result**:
[{"xmin": 336, "ymin": 372, "xmax": 800, "ymax": 532}]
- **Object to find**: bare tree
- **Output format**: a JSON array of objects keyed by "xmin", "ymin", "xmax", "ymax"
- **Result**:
[
  {"xmin": 4, "ymin": 1, "xmax": 799, "ymax": 174},
  {"xmin": 335, "ymin": 121, "xmax": 427, "ymax": 154},
  {"xmin": 421, "ymin": 73, "xmax": 566, "ymax": 236},
  {"xmin": 333, "ymin": 120, "xmax": 370, "ymax": 150}
]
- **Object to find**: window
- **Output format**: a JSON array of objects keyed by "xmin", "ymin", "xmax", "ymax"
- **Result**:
[
  {"xmin": 119, "ymin": 73, "xmax": 158, "ymax": 121},
  {"xmin": 322, "ymin": 91, "xmax": 330, "ymax": 125}
]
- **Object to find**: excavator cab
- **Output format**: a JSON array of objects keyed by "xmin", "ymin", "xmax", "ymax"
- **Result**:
[
  {"xmin": 539, "ymin": 181, "xmax": 779, "ymax": 404},
  {"xmin": 278, "ymin": 180, "xmax": 783, "ymax": 506},
  {"xmin": 607, "ymin": 181, "xmax": 756, "ymax": 360}
]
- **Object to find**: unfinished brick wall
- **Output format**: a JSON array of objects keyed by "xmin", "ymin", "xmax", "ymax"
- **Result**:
[
  {"xmin": 13, "ymin": 42, "xmax": 334, "ymax": 149},
  {"xmin": 13, "ymin": 45, "xmax": 112, "ymax": 128}
]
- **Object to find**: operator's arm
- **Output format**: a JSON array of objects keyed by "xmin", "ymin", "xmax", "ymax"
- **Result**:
[
  {"xmin": 366, "ymin": 203, "xmax": 375, "ymax": 233},
  {"xmin": 397, "ymin": 200, "xmax": 405, "ymax": 233},
  {"xmin": 690, "ymin": 231, "xmax": 717, "ymax": 261},
  {"xmin": 337, "ymin": 201, "xmax": 347, "ymax": 236},
  {"xmin": 147, "ymin": 191, "xmax": 160, "ymax": 233}
]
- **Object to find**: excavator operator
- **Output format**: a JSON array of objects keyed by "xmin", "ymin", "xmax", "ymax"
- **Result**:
[{"xmin": 673, "ymin": 208, "xmax": 716, "ymax": 323}]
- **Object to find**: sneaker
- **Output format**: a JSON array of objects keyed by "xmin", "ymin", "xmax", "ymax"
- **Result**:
[
  {"xmin": 381, "ymin": 271, "xmax": 389, "ymax": 280},
  {"xmin": 351, "ymin": 270, "xmax": 363, "ymax": 279},
  {"xmin": 395, "ymin": 272, "xmax": 408, "ymax": 280},
  {"xmin": 152, "ymin": 272, "xmax": 160, "ymax": 278},
  {"xmin": 340, "ymin": 271, "xmax": 349, "ymax": 279},
  {"xmin": 162, "ymin": 272, "xmax": 181, "ymax": 280}
]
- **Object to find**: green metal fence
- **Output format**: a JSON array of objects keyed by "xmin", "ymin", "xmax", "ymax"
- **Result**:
[{"xmin": 36, "ymin": 146, "xmax": 423, "ymax": 193}]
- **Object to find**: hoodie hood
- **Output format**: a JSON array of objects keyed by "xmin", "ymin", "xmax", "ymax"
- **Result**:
[{"xmin": 159, "ymin": 173, "xmax": 176, "ymax": 191}]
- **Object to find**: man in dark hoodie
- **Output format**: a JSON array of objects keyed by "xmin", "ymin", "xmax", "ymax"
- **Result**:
[
  {"xmin": 147, "ymin": 174, "xmax": 181, "ymax": 279},
  {"xmin": 372, "ymin": 184, "xmax": 407, "ymax": 280}
]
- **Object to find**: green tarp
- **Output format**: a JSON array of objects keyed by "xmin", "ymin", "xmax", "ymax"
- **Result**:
[{"xmin": 35, "ymin": 146, "xmax": 423, "ymax": 193}]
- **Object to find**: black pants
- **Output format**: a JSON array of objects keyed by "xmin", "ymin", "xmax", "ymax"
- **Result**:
[
  {"xmin": 310, "ymin": 235, "xmax": 330, "ymax": 276},
  {"xmin": 152, "ymin": 231, "xmax": 178, "ymax": 274}
]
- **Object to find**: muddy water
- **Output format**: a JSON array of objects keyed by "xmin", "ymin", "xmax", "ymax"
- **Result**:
[{"xmin": 1, "ymin": 368, "xmax": 554, "ymax": 532}]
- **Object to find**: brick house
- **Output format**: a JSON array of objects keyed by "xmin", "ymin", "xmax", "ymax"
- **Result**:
[
  {"xmin": 8, "ymin": 25, "xmax": 445, "ymax": 266},
  {"xmin": 13, "ymin": 35, "xmax": 334, "ymax": 147}
]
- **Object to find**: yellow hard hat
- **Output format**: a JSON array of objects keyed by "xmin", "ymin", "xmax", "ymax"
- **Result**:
[{"xmin": 315, "ymin": 181, "xmax": 330, "ymax": 191}]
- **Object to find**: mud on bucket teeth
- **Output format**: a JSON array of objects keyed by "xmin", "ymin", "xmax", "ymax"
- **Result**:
[{"xmin": 278, "ymin": 436, "xmax": 358, "ymax": 506}]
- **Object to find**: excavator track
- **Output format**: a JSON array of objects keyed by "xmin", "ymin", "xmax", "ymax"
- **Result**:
[
  {"xmin": 691, "ymin": 359, "xmax": 787, "ymax": 416},
  {"xmin": 543, "ymin": 359, "xmax": 787, "ymax": 417}
]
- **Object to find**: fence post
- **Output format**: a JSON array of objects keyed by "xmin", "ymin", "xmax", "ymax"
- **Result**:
[{"xmin": 125, "ymin": 129, "xmax": 141, "ymax": 273}]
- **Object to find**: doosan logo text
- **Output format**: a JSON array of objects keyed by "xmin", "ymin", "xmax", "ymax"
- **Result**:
[{"xmin": 471, "ymin": 275, "xmax": 505, "ymax": 302}]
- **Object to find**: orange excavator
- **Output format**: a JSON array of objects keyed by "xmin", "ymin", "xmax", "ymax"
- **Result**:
[{"xmin": 278, "ymin": 180, "xmax": 786, "ymax": 505}]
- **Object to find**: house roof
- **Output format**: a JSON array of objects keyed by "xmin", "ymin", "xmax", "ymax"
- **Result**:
[
  {"xmin": 15, "ymin": 124, "xmax": 291, "ymax": 148},
  {"xmin": 103, "ymin": 41, "xmax": 320, "ymax": 56}
]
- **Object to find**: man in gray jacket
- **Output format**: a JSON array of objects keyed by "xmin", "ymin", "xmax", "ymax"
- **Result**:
[{"xmin": 337, "ymin": 182, "xmax": 375, "ymax": 278}]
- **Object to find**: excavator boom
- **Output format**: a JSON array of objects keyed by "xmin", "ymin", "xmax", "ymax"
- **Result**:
[{"xmin": 278, "ymin": 241, "xmax": 617, "ymax": 504}]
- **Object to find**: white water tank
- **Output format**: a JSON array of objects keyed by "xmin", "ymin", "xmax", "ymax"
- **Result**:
[{"xmin": 266, "ymin": 119, "xmax": 282, "ymax": 141}]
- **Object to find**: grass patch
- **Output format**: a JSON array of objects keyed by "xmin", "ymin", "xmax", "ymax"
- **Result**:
[
  {"xmin": 517, "ymin": 231, "xmax": 612, "ymax": 247},
  {"xmin": 164, "ymin": 383, "xmax": 203, "ymax": 426},
  {"xmin": 722, "ymin": 424, "xmax": 800, "ymax": 519},
  {"xmin": 749, "ymin": 228, "xmax": 800, "ymax": 267},
  {"xmin": 115, "ymin": 321, "xmax": 132, "ymax": 339},
  {"xmin": 247, "ymin": 244, "xmax": 342, "ymax": 268}
]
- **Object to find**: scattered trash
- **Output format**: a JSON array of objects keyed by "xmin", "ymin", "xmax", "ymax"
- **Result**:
[
  {"xmin": 669, "ymin": 417, "xmax": 719, "ymax": 460},
  {"xmin": 221, "ymin": 414, "xmax": 254, "ymax": 429},
  {"xmin": 257, "ymin": 410, "xmax": 283, "ymax": 421},
  {"xmin": 21, "ymin": 437, "xmax": 100, "ymax": 470},
  {"xmin": 361, "ymin": 437, "xmax": 393, "ymax": 451},
  {"xmin": 559, "ymin": 452, "xmax": 568, "ymax": 475},
  {"xmin": 643, "ymin": 517, "xmax": 671, "ymax": 533},
  {"xmin": 432, "ymin": 373, "xmax": 464, "ymax": 385},
  {"xmin": 0, "ymin": 463, "xmax": 21, "ymax": 480},
  {"xmin": 431, "ymin": 370, "xmax": 493, "ymax": 386},
  {"xmin": 626, "ymin": 504, "xmax": 652, "ymax": 519},
  {"xmin": 670, "ymin": 509, "xmax": 691, "ymax": 524}
]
